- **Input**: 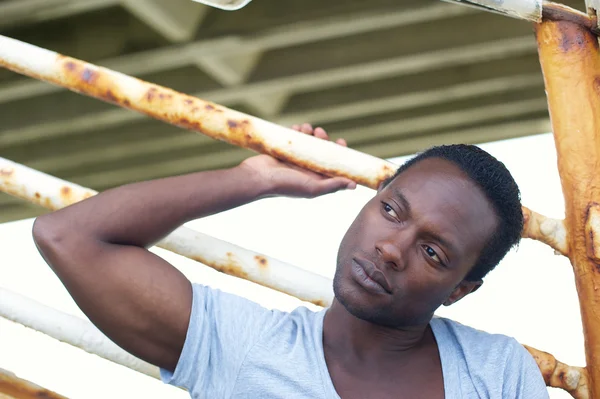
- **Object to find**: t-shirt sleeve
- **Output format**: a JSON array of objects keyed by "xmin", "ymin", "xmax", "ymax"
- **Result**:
[
  {"xmin": 505, "ymin": 342, "xmax": 550, "ymax": 399},
  {"xmin": 160, "ymin": 283, "xmax": 281, "ymax": 397}
]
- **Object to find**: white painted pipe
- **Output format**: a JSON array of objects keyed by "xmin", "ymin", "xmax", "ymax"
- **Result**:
[
  {"xmin": 0, "ymin": 34, "xmax": 398, "ymax": 190},
  {"xmin": 0, "ymin": 287, "xmax": 161, "ymax": 380},
  {"xmin": 442, "ymin": 0, "xmax": 542, "ymax": 21},
  {"xmin": 0, "ymin": 157, "xmax": 335, "ymax": 307}
]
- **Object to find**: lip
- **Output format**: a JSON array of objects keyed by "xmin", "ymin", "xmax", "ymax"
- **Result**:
[{"xmin": 351, "ymin": 257, "xmax": 392, "ymax": 294}]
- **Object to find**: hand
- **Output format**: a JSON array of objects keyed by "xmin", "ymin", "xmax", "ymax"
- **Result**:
[{"xmin": 239, "ymin": 123, "xmax": 357, "ymax": 199}]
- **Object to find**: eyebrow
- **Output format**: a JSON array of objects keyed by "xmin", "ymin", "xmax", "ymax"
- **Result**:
[
  {"xmin": 424, "ymin": 231, "xmax": 458, "ymax": 261},
  {"xmin": 393, "ymin": 188, "xmax": 458, "ymax": 260},
  {"xmin": 392, "ymin": 188, "xmax": 412, "ymax": 218}
]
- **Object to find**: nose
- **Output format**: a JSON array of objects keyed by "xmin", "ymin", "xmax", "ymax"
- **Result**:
[{"xmin": 375, "ymin": 238, "xmax": 406, "ymax": 272}]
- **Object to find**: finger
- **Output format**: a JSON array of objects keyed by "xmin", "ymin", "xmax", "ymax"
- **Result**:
[
  {"xmin": 336, "ymin": 138, "xmax": 347, "ymax": 147},
  {"xmin": 291, "ymin": 124, "xmax": 300, "ymax": 131},
  {"xmin": 310, "ymin": 177, "xmax": 357, "ymax": 197},
  {"xmin": 313, "ymin": 127, "xmax": 329, "ymax": 140},
  {"xmin": 301, "ymin": 123, "xmax": 313, "ymax": 135}
]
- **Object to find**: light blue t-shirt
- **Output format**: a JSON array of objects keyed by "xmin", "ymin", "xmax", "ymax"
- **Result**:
[{"xmin": 161, "ymin": 284, "xmax": 549, "ymax": 398}]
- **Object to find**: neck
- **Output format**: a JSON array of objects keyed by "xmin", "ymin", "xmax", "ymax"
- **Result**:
[{"xmin": 322, "ymin": 299, "xmax": 434, "ymax": 365}]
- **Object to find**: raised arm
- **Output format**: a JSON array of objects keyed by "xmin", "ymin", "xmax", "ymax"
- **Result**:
[{"xmin": 32, "ymin": 124, "xmax": 354, "ymax": 372}]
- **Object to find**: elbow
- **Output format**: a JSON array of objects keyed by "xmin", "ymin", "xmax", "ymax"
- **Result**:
[{"xmin": 32, "ymin": 213, "xmax": 72, "ymax": 267}]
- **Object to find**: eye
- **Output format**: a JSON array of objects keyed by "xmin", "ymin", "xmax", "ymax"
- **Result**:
[
  {"xmin": 382, "ymin": 202, "xmax": 399, "ymax": 219},
  {"xmin": 423, "ymin": 245, "xmax": 443, "ymax": 265}
]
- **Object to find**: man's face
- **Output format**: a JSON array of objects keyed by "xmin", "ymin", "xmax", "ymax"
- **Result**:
[{"xmin": 333, "ymin": 157, "xmax": 498, "ymax": 327}]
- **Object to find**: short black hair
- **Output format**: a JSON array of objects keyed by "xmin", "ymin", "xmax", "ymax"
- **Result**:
[{"xmin": 383, "ymin": 144, "xmax": 523, "ymax": 281}]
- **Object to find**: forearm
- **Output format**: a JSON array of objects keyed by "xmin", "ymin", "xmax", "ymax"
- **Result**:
[{"xmin": 34, "ymin": 164, "xmax": 270, "ymax": 248}]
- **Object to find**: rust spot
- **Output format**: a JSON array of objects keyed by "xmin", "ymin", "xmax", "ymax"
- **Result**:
[
  {"xmin": 522, "ymin": 208, "xmax": 532, "ymax": 225},
  {"xmin": 541, "ymin": 367, "xmax": 553, "ymax": 382},
  {"xmin": 42, "ymin": 196, "xmax": 54, "ymax": 209},
  {"xmin": 254, "ymin": 255, "xmax": 268, "ymax": 269},
  {"xmin": 546, "ymin": 15, "xmax": 600, "ymax": 53},
  {"xmin": 177, "ymin": 117, "xmax": 201, "ymax": 131},
  {"xmin": 585, "ymin": 203, "xmax": 600, "ymax": 267},
  {"xmin": 81, "ymin": 68, "xmax": 97, "ymax": 84},
  {"xmin": 123, "ymin": 99, "xmax": 131, "ymax": 106},
  {"xmin": 227, "ymin": 120, "xmax": 238, "ymax": 129},
  {"xmin": 0, "ymin": 366, "xmax": 69, "ymax": 398},
  {"xmin": 184, "ymin": 99, "xmax": 193, "ymax": 105},
  {"xmin": 205, "ymin": 104, "xmax": 215, "ymax": 111},
  {"xmin": 34, "ymin": 192, "xmax": 41, "ymax": 199},
  {"xmin": 146, "ymin": 88, "xmax": 158, "ymax": 102},
  {"xmin": 215, "ymin": 262, "xmax": 249, "ymax": 279},
  {"xmin": 558, "ymin": 370, "xmax": 566, "ymax": 383},
  {"xmin": 542, "ymin": 3, "xmax": 599, "ymax": 37},
  {"xmin": 190, "ymin": 252, "xmax": 249, "ymax": 279},
  {"xmin": 64, "ymin": 61, "xmax": 77, "ymax": 72},
  {"xmin": 312, "ymin": 299, "xmax": 327, "ymax": 307},
  {"xmin": 288, "ymin": 140, "xmax": 292, "ymax": 145},
  {"xmin": 103, "ymin": 90, "xmax": 118, "ymax": 103},
  {"xmin": 0, "ymin": 167, "xmax": 13, "ymax": 177},
  {"xmin": 60, "ymin": 186, "xmax": 72, "ymax": 203}
]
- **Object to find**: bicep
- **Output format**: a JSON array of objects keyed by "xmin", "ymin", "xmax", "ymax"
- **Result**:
[{"xmin": 40, "ymin": 236, "xmax": 192, "ymax": 371}]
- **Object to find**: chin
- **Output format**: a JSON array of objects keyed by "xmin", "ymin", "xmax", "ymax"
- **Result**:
[{"xmin": 333, "ymin": 270, "xmax": 398, "ymax": 327}]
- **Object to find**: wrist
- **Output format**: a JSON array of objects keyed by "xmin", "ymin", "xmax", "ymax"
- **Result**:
[{"xmin": 234, "ymin": 162, "xmax": 277, "ymax": 199}]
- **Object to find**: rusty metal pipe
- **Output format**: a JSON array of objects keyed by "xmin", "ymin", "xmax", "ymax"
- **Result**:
[
  {"xmin": 0, "ymin": 32, "xmax": 582, "ymax": 396},
  {"xmin": 535, "ymin": 10, "xmax": 600, "ymax": 398},
  {"xmin": 0, "ymin": 157, "xmax": 334, "ymax": 307},
  {"xmin": 0, "ymin": 34, "xmax": 562, "ymax": 255},
  {"xmin": 0, "ymin": 34, "xmax": 397, "ymax": 190},
  {"xmin": 0, "ymin": 160, "xmax": 578, "ymax": 396},
  {"xmin": 0, "ymin": 368, "xmax": 69, "ymax": 399},
  {"xmin": 525, "ymin": 346, "xmax": 590, "ymax": 399}
]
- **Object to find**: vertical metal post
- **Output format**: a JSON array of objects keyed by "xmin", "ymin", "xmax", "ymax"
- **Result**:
[{"xmin": 536, "ymin": 6, "xmax": 600, "ymax": 397}]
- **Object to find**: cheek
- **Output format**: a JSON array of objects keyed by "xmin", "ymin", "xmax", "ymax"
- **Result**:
[
  {"xmin": 339, "ymin": 209, "xmax": 373, "ymax": 249},
  {"xmin": 392, "ymin": 255, "xmax": 456, "ymax": 302}
]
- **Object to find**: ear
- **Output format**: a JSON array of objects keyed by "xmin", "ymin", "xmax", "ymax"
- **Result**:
[{"xmin": 443, "ymin": 280, "xmax": 482, "ymax": 306}]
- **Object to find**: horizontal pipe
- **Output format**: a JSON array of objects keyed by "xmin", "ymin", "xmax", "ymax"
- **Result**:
[
  {"xmin": 525, "ymin": 345, "xmax": 590, "ymax": 398},
  {"xmin": 0, "ymin": 368, "xmax": 69, "ymax": 399},
  {"xmin": 0, "ymin": 34, "xmax": 397, "ymax": 190},
  {"xmin": 0, "ymin": 287, "xmax": 160, "ymax": 380},
  {"xmin": 521, "ymin": 207, "xmax": 568, "ymax": 256},
  {"xmin": 1, "ymin": 277, "xmax": 585, "ymax": 397},
  {"xmin": 442, "ymin": 0, "xmax": 542, "ymax": 21},
  {"xmin": 0, "ymin": 32, "xmax": 580, "ymax": 395},
  {"xmin": 0, "ymin": 157, "xmax": 334, "ymax": 307}
]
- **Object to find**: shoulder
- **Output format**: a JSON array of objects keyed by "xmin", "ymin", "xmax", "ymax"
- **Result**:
[
  {"xmin": 431, "ymin": 316, "xmax": 533, "ymax": 364},
  {"xmin": 431, "ymin": 317, "xmax": 521, "ymax": 354},
  {"xmin": 432, "ymin": 317, "xmax": 548, "ymax": 398}
]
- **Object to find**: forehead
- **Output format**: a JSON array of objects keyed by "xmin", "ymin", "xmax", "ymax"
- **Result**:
[{"xmin": 382, "ymin": 158, "xmax": 497, "ymax": 258}]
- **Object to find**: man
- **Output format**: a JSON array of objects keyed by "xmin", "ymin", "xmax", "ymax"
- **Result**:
[{"xmin": 32, "ymin": 124, "xmax": 548, "ymax": 398}]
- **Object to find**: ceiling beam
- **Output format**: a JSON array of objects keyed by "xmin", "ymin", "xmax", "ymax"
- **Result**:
[
  {"xmin": 195, "ymin": 50, "xmax": 263, "ymax": 86},
  {"xmin": 358, "ymin": 118, "xmax": 552, "ymax": 159},
  {"xmin": 0, "ymin": 2, "xmax": 478, "ymax": 105},
  {"xmin": 0, "ymin": 35, "xmax": 538, "ymax": 148},
  {"xmin": 275, "ymin": 73, "xmax": 543, "ymax": 126},
  {"xmin": 334, "ymin": 98, "xmax": 549, "ymax": 145},
  {"xmin": 121, "ymin": 0, "xmax": 208, "ymax": 43}
]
